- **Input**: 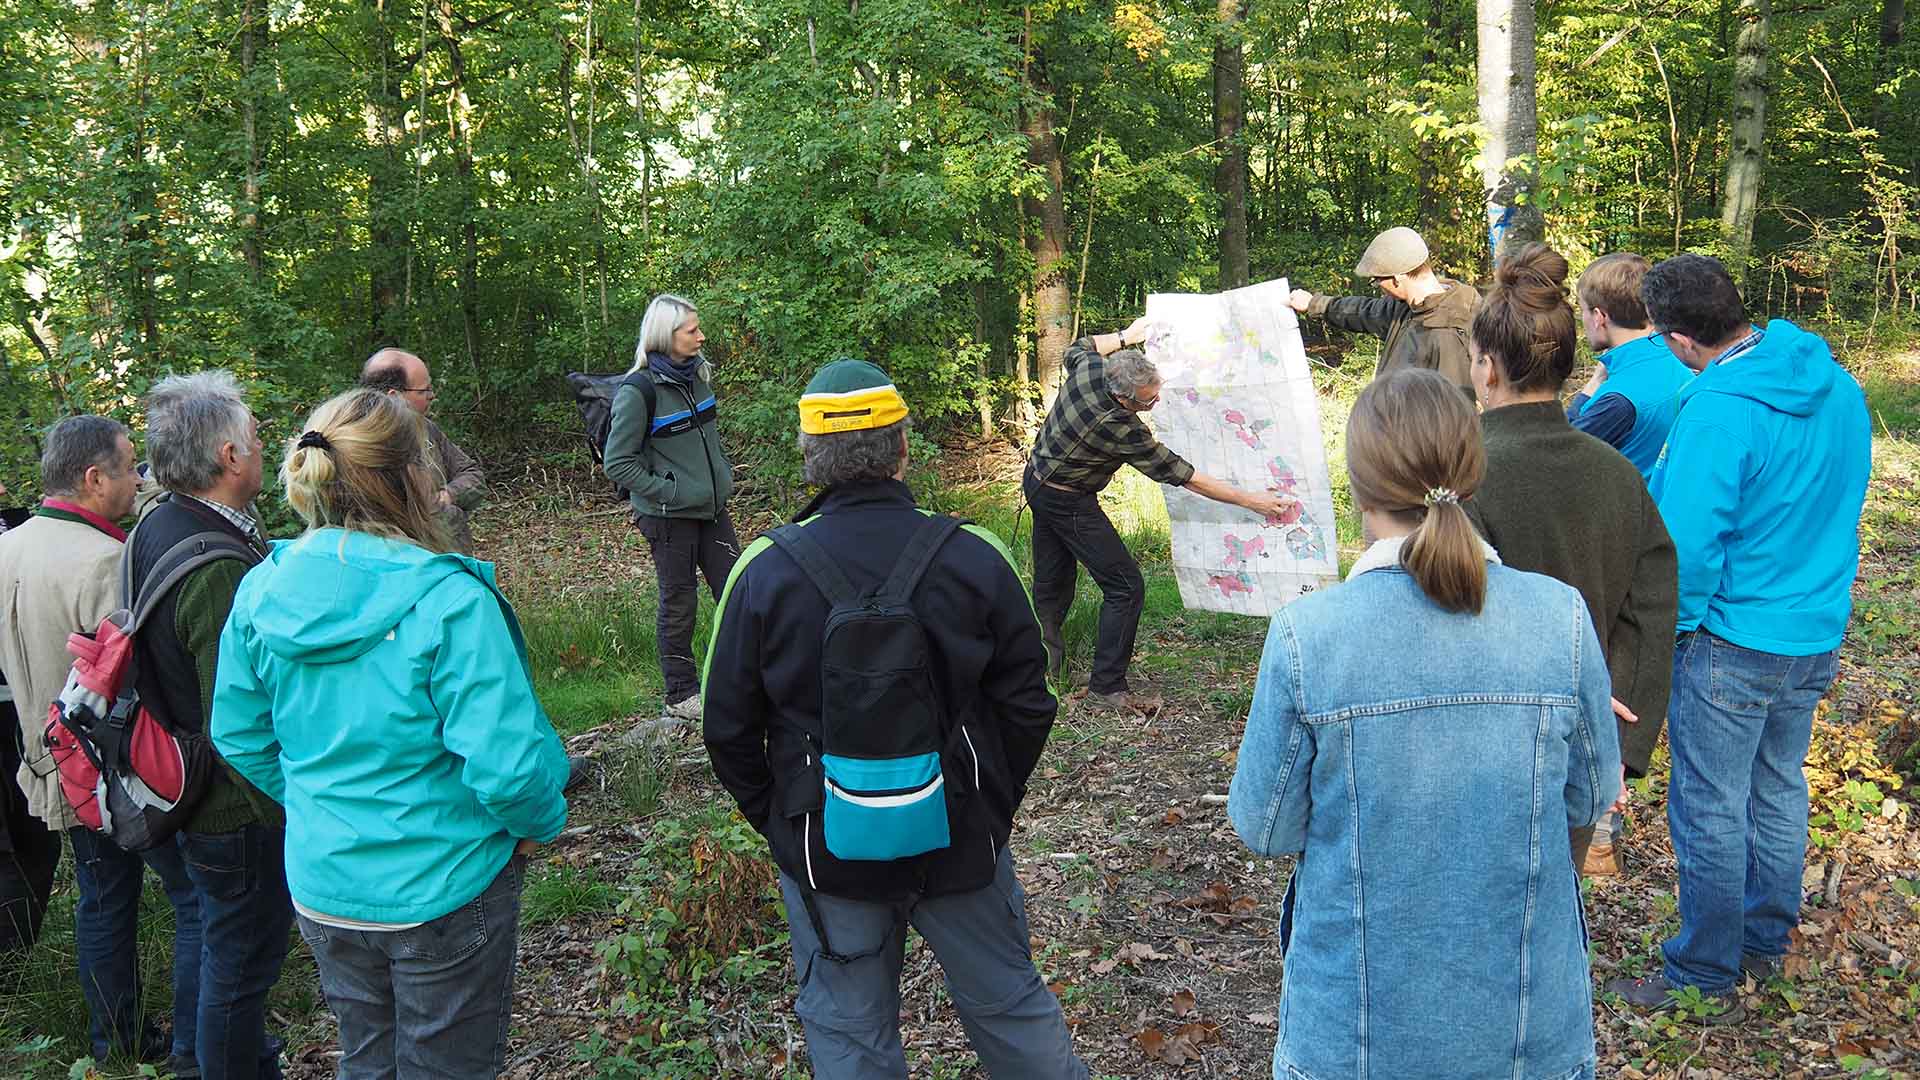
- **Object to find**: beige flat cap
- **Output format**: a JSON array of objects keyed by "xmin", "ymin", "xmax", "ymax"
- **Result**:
[{"xmin": 1354, "ymin": 227, "xmax": 1430, "ymax": 278}]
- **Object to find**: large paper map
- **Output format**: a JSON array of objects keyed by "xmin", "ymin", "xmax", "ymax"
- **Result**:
[{"xmin": 1145, "ymin": 278, "xmax": 1339, "ymax": 615}]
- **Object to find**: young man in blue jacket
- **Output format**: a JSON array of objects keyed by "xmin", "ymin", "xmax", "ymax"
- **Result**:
[
  {"xmin": 702, "ymin": 361, "xmax": 1085, "ymax": 1080},
  {"xmin": 1569, "ymin": 252, "xmax": 1695, "ymax": 481},
  {"xmin": 1606, "ymin": 254, "xmax": 1872, "ymax": 1021}
]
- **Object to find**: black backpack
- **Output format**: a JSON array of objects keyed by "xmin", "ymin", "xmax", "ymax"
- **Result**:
[
  {"xmin": 766, "ymin": 514, "xmax": 964, "ymax": 862},
  {"xmin": 565, "ymin": 371, "xmax": 655, "ymax": 499}
]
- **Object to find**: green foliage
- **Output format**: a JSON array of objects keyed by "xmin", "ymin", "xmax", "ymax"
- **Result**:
[{"xmin": 580, "ymin": 804, "xmax": 785, "ymax": 1077}]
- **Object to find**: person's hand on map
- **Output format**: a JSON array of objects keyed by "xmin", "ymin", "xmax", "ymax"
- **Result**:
[
  {"xmin": 1243, "ymin": 490, "xmax": 1301, "ymax": 522},
  {"xmin": 1120, "ymin": 315, "xmax": 1158, "ymax": 347},
  {"xmin": 1287, "ymin": 289, "xmax": 1314, "ymax": 313}
]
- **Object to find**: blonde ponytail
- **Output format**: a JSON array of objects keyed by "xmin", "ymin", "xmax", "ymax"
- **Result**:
[
  {"xmin": 278, "ymin": 389, "xmax": 453, "ymax": 553},
  {"xmin": 1346, "ymin": 369, "xmax": 1488, "ymax": 614}
]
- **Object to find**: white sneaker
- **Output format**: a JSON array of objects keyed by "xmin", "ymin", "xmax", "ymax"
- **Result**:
[{"xmin": 664, "ymin": 694, "xmax": 703, "ymax": 721}]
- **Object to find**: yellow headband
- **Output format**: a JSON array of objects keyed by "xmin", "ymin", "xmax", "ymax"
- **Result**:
[{"xmin": 798, "ymin": 385, "xmax": 910, "ymax": 435}]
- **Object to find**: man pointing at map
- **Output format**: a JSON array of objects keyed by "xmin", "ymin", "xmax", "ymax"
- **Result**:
[{"xmin": 1026, "ymin": 318, "xmax": 1297, "ymax": 712}]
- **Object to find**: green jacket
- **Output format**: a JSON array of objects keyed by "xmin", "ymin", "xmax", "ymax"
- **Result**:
[
  {"xmin": 604, "ymin": 356, "xmax": 735, "ymax": 521},
  {"xmin": 1465, "ymin": 401, "xmax": 1678, "ymax": 777},
  {"xmin": 1307, "ymin": 278, "xmax": 1479, "ymax": 395},
  {"xmin": 175, "ymin": 561, "xmax": 284, "ymax": 834}
]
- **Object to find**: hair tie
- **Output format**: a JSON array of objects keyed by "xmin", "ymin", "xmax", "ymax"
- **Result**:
[
  {"xmin": 296, "ymin": 430, "xmax": 333, "ymax": 452},
  {"xmin": 1424, "ymin": 487, "xmax": 1459, "ymax": 507}
]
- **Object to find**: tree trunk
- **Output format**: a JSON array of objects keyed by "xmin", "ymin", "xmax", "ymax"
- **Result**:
[
  {"xmin": 1719, "ymin": 0, "xmax": 1770, "ymax": 279},
  {"xmin": 1874, "ymin": 0, "xmax": 1902, "ymax": 143},
  {"xmin": 367, "ymin": 0, "xmax": 410, "ymax": 347},
  {"xmin": 430, "ymin": 0, "xmax": 482, "ymax": 376},
  {"xmin": 1020, "ymin": 15, "xmax": 1070, "ymax": 407},
  {"xmin": 560, "ymin": 22, "xmax": 612, "ymax": 338},
  {"xmin": 235, "ymin": 0, "xmax": 267, "ymax": 286},
  {"xmin": 1213, "ymin": 0, "xmax": 1250, "ymax": 290},
  {"xmin": 1476, "ymin": 0, "xmax": 1543, "ymax": 264}
]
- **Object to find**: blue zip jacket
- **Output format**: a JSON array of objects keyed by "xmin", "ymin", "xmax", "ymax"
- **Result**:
[
  {"xmin": 212, "ymin": 529, "xmax": 569, "ymax": 923},
  {"xmin": 1575, "ymin": 333, "xmax": 1693, "ymax": 479},
  {"xmin": 1650, "ymin": 320, "xmax": 1872, "ymax": 655}
]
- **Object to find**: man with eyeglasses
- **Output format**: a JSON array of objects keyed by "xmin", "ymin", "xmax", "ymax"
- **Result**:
[
  {"xmin": 360, "ymin": 348, "xmax": 488, "ymax": 555},
  {"xmin": 1026, "ymin": 318, "xmax": 1295, "ymax": 712},
  {"xmin": 1286, "ymin": 226, "xmax": 1479, "ymax": 397}
]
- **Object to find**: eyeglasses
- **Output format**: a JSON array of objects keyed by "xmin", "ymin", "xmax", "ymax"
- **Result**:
[
  {"xmin": 1371, "ymin": 275, "xmax": 1396, "ymax": 285},
  {"xmin": 404, "ymin": 386, "xmax": 436, "ymax": 396},
  {"xmin": 1125, "ymin": 390, "xmax": 1160, "ymax": 409}
]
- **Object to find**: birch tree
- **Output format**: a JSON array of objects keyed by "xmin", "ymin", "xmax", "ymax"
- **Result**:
[{"xmin": 1476, "ymin": 0, "xmax": 1542, "ymax": 262}]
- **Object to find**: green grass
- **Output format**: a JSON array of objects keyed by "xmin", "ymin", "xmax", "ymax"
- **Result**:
[
  {"xmin": 515, "ymin": 587, "xmax": 717, "ymax": 735},
  {"xmin": 519, "ymin": 863, "xmax": 620, "ymax": 927}
]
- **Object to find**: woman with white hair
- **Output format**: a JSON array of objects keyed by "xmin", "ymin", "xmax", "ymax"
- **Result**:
[{"xmin": 604, "ymin": 293, "xmax": 739, "ymax": 722}]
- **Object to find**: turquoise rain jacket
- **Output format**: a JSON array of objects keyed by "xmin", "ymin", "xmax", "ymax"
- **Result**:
[
  {"xmin": 1650, "ymin": 319, "xmax": 1872, "ymax": 656},
  {"xmin": 212, "ymin": 529, "xmax": 569, "ymax": 923}
]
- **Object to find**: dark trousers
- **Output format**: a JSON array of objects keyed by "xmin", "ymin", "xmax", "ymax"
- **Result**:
[
  {"xmin": 0, "ymin": 699, "xmax": 60, "ymax": 953},
  {"xmin": 1023, "ymin": 468, "xmax": 1145, "ymax": 694},
  {"xmin": 295, "ymin": 856, "xmax": 525, "ymax": 1080},
  {"xmin": 637, "ymin": 509, "xmax": 741, "ymax": 703},
  {"xmin": 182, "ymin": 824, "xmax": 295, "ymax": 1080},
  {"xmin": 69, "ymin": 827, "xmax": 203, "ymax": 1061}
]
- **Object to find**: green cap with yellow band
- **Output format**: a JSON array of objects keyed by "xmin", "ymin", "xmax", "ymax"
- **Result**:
[{"xmin": 798, "ymin": 359, "xmax": 910, "ymax": 434}]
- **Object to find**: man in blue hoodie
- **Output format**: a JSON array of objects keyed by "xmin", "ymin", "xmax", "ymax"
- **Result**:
[{"xmin": 1606, "ymin": 255, "xmax": 1871, "ymax": 1021}]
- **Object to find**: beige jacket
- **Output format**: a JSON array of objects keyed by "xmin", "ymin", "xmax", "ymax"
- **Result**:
[{"xmin": 0, "ymin": 514, "xmax": 122, "ymax": 831}]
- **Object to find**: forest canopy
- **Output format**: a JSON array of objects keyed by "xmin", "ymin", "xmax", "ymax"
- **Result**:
[{"xmin": 2, "ymin": 0, "xmax": 1915, "ymax": 493}]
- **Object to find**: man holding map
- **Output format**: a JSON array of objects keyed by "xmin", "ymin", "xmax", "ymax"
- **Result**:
[
  {"xmin": 1286, "ymin": 226, "xmax": 1479, "ymax": 396},
  {"xmin": 1026, "ymin": 320, "xmax": 1295, "ymax": 711}
]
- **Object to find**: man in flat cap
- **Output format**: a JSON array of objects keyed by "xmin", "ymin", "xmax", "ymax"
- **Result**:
[
  {"xmin": 1288, "ymin": 226, "xmax": 1479, "ymax": 396},
  {"xmin": 704, "ymin": 360, "xmax": 1086, "ymax": 1079}
]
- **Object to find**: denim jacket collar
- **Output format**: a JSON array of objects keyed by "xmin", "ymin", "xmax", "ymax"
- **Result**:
[{"xmin": 1345, "ymin": 534, "xmax": 1502, "ymax": 581}]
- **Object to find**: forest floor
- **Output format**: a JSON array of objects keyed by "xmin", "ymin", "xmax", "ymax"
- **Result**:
[{"xmin": 2, "ymin": 352, "xmax": 1918, "ymax": 1079}]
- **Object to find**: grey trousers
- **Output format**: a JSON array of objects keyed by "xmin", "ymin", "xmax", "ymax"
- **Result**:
[
  {"xmin": 779, "ymin": 850, "xmax": 1087, "ymax": 1080},
  {"xmin": 295, "ymin": 856, "xmax": 524, "ymax": 1080}
]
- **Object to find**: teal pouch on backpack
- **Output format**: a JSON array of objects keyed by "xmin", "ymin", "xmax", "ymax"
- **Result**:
[{"xmin": 767, "ymin": 515, "xmax": 962, "ymax": 862}]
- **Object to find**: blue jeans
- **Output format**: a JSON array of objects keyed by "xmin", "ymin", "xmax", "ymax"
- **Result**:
[
  {"xmin": 68, "ymin": 828, "xmax": 204, "ymax": 1061},
  {"xmin": 779, "ymin": 849, "xmax": 1086, "ymax": 1080},
  {"xmin": 294, "ymin": 855, "xmax": 525, "ymax": 1080},
  {"xmin": 182, "ymin": 825, "xmax": 294, "ymax": 1080},
  {"xmin": 1662, "ymin": 631, "xmax": 1838, "ymax": 992}
]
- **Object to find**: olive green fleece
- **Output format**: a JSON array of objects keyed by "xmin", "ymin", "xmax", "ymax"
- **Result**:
[
  {"xmin": 175, "ymin": 560, "xmax": 285, "ymax": 833},
  {"xmin": 603, "ymin": 370, "xmax": 735, "ymax": 521}
]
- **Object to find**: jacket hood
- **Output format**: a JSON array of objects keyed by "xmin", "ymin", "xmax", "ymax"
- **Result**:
[
  {"xmin": 1681, "ymin": 319, "xmax": 1839, "ymax": 418},
  {"xmin": 242, "ymin": 529, "xmax": 491, "ymax": 663},
  {"xmin": 1414, "ymin": 279, "xmax": 1478, "ymax": 330}
]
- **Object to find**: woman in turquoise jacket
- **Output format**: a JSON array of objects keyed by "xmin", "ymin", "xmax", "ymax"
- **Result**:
[{"xmin": 212, "ymin": 388, "xmax": 568, "ymax": 1080}]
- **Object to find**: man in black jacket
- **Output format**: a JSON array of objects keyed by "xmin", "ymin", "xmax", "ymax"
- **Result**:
[{"xmin": 703, "ymin": 360, "xmax": 1085, "ymax": 1080}]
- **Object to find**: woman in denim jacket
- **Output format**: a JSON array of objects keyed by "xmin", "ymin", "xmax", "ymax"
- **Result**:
[{"xmin": 1229, "ymin": 370, "xmax": 1621, "ymax": 1080}]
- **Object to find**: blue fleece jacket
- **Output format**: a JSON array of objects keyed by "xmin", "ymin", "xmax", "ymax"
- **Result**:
[
  {"xmin": 1577, "ymin": 333, "xmax": 1694, "ymax": 479},
  {"xmin": 212, "ymin": 529, "xmax": 569, "ymax": 923},
  {"xmin": 1649, "ymin": 320, "xmax": 1872, "ymax": 655}
]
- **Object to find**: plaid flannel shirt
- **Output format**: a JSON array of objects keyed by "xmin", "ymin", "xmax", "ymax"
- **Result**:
[{"xmin": 1029, "ymin": 336, "xmax": 1195, "ymax": 493}]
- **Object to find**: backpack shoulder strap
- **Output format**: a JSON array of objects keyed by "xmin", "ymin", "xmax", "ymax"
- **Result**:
[
  {"xmin": 123, "ymin": 531, "xmax": 259, "ymax": 634},
  {"xmin": 766, "ymin": 523, "xmax": 861, "ymax": 607},
  {"xmin": 622, "ymin": 371, "xmax": 659, "ymax": 453},
  {"xmin": 879, "ymin": 514, "xmax": 964, "ymax": 604}
]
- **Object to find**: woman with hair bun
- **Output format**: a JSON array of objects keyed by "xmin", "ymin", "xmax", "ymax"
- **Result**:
[
  {"xmin": 1464, "ymin": 242, "xmax": 1679, "ymax": 877},
  {"xmin": 1228, "ymin": 368, "xmax": 1618, "ymax": 1080},
  {"xmin": 210, "ymin": 388, "xmax": 569, "ymax": 1079}
]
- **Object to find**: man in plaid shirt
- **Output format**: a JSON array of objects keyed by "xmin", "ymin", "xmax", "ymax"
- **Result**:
[{"xmin": 1026, "ymin": 316, "xmax": 1294, "ymax": 711}]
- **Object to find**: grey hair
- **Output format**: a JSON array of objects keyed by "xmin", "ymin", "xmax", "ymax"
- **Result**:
[
  {"xmin": 145, "ymin": 370, "xmax": 254, "ymax": 494},
  {"xmin": 41, "ymin": 416, "xmax": 130, "ymax": 496},
  {"xmin": 630, "ymin": 293, "xmax": 698, "ymax": 373},
  {"xmin": 798, "ymin": 418, "xmax": 911, "ymax": 488},
  {"xmin": 1104, "ymin": 348, "xmax": 1160, "ymax": 399}
]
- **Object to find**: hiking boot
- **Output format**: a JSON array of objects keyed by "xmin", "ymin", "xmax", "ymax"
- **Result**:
[
  {"xmin": 1741, "ymin": 952, "xmax": 1785, "ymax": 984},
  {"xmin": 162, "ymin": 1054, "xmax": 203, "ymax": 1079},
  {"xmin": 663, "ymin": 693, "xmax": 703, "ymax": 722},
  {"xmin": 1603, "ymin": 973, "xmax": 1746, "ymax": 1025},
  {"xmin": 1087, "ymin": 689, "xmax": 1164, "ymax": 716},
  {"xmin": 564, "ymin": 754, "xmax": 591, "ymax": 793},
  {"xmin": 1580, "ymin": 841, "xmax": 1622, "ymax": 878}
]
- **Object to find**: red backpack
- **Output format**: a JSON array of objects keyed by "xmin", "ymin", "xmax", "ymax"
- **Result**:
[{"xmin": 44, "ymin": 528, "xmax": 256, "ymax": 851}]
